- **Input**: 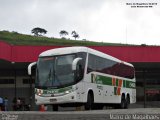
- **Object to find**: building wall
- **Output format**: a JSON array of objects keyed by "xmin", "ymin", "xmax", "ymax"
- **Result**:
[{"xmin": 0, "ymin": 75, "xmax": 34, "ymax": 110}]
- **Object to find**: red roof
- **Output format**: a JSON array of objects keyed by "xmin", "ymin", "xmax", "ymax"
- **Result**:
[{"xmin": 0, "ymin": 41, "xmax": 160, "ymax": 63}]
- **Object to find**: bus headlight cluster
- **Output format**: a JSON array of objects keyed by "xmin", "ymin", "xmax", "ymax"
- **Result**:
[
  {"xmin": 65, "ymin": 91, "xmax": 70, "ymax": 94},
  {"xmin": 38, "ymin": 92, "xmax": 42, "ymax": 96},
  {"xmin": 36, "ymin": 89, "xmax": 43, "ymax": 96},
  {"xmin": 53, "ymin": 90, "xmax": 73, "ymax": 97},
  {"xmin": 65, "ymin": 90, "xmax": 73, "ymax": 94}
]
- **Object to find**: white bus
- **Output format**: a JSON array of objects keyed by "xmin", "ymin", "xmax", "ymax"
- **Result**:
[{"xmin": 28, "ymin": 47, "xmax": 136, "ymax": 111}]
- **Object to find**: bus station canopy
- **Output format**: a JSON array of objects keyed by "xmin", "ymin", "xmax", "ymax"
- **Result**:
[{"xmin": 0, "ymin": 41, "xmax": 160, "ymax": 63}]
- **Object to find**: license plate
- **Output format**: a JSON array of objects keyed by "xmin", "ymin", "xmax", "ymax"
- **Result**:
[{"xmin": 50, "ymin": 99, "xmax": 57, "ymax": 102}]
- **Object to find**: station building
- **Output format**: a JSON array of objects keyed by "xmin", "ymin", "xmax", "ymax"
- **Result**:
[{"xmin": 0, "ymin": 41, "xmax": 160, "ymax": 110}]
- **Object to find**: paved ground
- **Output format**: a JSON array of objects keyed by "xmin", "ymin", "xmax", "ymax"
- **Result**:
[{"xmin": 1, "ymin": 108, "xmax": 160, "ymax": 120}]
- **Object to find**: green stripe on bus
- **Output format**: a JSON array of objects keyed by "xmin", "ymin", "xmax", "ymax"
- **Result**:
[
  {"xmin": 114, "ymin": 87, "xmax": 117, "ymax": 95},
  {"xmin": 125, "ymin": 81, "xmax": 136, "ymax": 89},
  {"xmin": 100, "ymin": 76, "xmax": 112, "ymax": 86},
  {"xmin": 42, "ymin": 86, "xmax": 72, "ymax": 94},
  {"xmin": 92, "ymin": 74, "xmax": 136, "ymax": 89},
  {"xmin": 116, "ymin": 79, "xmax": 119, "ymax": 86},
  {"xmin": 123, "ymin": 80, "xmax": 126, "ymax": 87}
]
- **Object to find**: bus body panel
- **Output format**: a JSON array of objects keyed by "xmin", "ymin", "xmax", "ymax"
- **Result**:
[
  {"xmin": 33, "ymin": 46, "xmax": 136, "ymax": 107},
  {"xmin": 83, "ymin": 72, "xmax": 136, "ymax": 104}
]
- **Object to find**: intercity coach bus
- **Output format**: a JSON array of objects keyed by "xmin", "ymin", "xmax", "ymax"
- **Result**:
[{"xmin": 28, "ymin": 47, "xmax": 136, "ymax": 111}]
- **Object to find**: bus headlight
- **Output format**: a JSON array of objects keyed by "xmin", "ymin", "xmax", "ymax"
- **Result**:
[
  {"xmin": 65, "ymin": 90, "xmax": 73, "ymax": 94},
  {"xmin": 65, "ymin": 91, "xmax": 70, "ymax": 94},
  {"xmin": 38, "ymin": 92, "xmax": 42, "ymax": 96},
  {"xmin": 37, "ymin": 89, "xmax": 43, "ymax": 96}
]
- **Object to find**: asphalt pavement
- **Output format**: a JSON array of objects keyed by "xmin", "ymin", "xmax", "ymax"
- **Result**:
[{"xmin": 1, "ymin": 108, "xmax": 160, "ymax": 120}]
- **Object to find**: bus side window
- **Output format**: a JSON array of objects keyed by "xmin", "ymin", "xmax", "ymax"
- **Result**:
[
  {"xmin": 87, "ymin": 54, "xmax": 96, "ymax": 73},
  {"xmin": 77, "ymin": 52, "xmax": 87, "ymax": 73}
]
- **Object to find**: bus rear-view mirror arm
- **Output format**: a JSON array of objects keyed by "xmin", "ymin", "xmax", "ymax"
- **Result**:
[
  {"xmin": 72, "ymin": 58, "xmax": 82, "ymax": 71},
  {"xmin": 28, "ymin": 62, "xmax": 37, "ymax": 75}
]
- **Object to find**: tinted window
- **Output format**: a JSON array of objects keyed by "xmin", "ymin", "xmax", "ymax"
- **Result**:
[
  {"xmin": 77, "ymin": 52, "xmax": 87, "ymax": 71},
  {"xmin": 87, "ymin": 54, "xmax": 134, "ymax": 79}
]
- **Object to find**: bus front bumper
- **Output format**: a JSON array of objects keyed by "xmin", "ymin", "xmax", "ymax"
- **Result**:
[{"xmin": 35, "ymin": 91, "xmax": 77, "ymax": 105}]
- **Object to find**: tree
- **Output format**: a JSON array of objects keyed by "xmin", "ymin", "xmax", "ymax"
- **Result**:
[
  {"xmin": 59, "ymin": 30, "xmax": 68, "ymax": 38},
  {"xmin": 71, "ymin": 31, "xmax": 79, "ymax": 40},
  {"xmin": 31, "ymin": 27, "xmax": 47, "ymax": 36}
]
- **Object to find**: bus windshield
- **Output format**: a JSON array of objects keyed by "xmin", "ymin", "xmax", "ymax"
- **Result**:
[{"xmin": 36, "ymin": 54, "xmax": 76, "ymax": 89}]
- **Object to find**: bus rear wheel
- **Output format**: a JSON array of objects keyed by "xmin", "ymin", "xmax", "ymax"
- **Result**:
[
  {"xmin": 125, "ymin": 95, "xmax": 130, "ymax": 109},
  {"xmin": 119, "ymin": 95, "xmax": 126, "ymax": 109},
  {"xmin": 85, "ymin": 93, "xmax": 94, "ymax": 110}
]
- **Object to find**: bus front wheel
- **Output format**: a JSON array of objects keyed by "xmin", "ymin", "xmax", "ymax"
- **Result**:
[{"xmin": 85, "ymin": 93, "xmax": 94, "ymax": 110}]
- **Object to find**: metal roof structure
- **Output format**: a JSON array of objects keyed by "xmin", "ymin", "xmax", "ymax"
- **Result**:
[{"xmin": 1, "ymin": 41, "xmax": 160, "ymax": 63}]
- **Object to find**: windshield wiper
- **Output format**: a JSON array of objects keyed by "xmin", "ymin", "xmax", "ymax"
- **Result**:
[
  {"xmin": 44, "ymin": 68, "xmax": 52, "ymax": 86},
  {"xmin": 48, "ymin": 68, "xmax": 51, "ymax": 80},
  {"xmin": 53, "ymin": 68, "xmax": 62, "ymax": 86}
]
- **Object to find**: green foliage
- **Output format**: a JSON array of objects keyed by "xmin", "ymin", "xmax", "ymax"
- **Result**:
[
  {"xmin": 71, "ymin": 31, "xmax": 79, "ymax": 40},
  {"xmin": 59, "ymin": 30, "xmax": 68, "ymax": 38},
  {"xmin": 0, "ymin": 30, "xmax": 129, "ymax": 46},
  {"xmin": 31, "ymin": 27, "xmax": 47, "ymax": 36}
]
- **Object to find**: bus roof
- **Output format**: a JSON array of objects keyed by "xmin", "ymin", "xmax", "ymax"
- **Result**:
[
  {"xmin": 39, "ymin": 46, "xmax": 88, "ymax": 57},
  {"xmin": 39, "ymin": 46, "xmax": 134, "ymax": 67}
]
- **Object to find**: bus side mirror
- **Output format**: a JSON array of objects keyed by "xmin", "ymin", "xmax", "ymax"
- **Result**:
[
  {"xmin": 72, "ymin": 58, "xmax": 82, "ymax": 71},
  {"xmin": 72, "ymin": 58, "xmax": 83, "ymax": 81},
  {"xmin": 28, "ymin": 62, "xmax": 37, "ymax": 75}
]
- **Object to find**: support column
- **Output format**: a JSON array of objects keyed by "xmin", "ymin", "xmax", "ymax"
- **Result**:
[
  {"xmin": 143, "ymin": 70, "xmax": 146, "ymax": 108},
  {"xmin": 29, "ymin": 75, "xmax": 33, "ymax": 110},
  {"xmin": 14, "ymin": 70, "xmax": 17, "ymax": 98},
  {"xmin": 12, "ymin": 62, "xmax": 17, "ymax": 99}
]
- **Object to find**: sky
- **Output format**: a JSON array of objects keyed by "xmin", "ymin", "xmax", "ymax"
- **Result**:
[{"xmin": 0, "ymin": 0, "xmax": 160, "ymax": 45}]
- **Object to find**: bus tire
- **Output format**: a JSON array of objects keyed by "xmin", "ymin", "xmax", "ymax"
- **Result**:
[
  {"xmin": 85, "ymin": 93, "xmax": 94, "ymax": 110},
  {"xmin": 125, "ymin": 95, "xmax": 130, "ymax": 109},
  {"xmin": 52, "ymin": 105, "xmax": 58, "ymax": 111},
  {"xmin": 120, "ymin": 95, "xmax": 126, "ymax": 109}
]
